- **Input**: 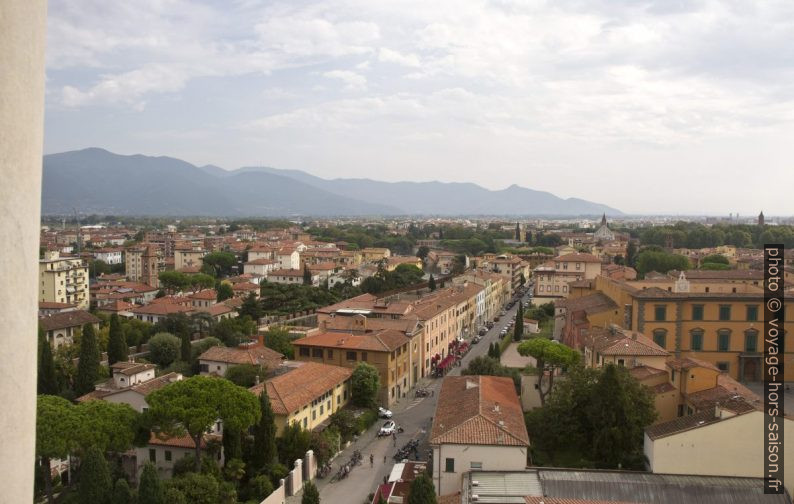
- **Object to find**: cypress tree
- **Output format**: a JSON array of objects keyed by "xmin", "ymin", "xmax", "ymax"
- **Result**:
[
  {"xmin": 78, "ymin": 446, "xmax": 112, "ymax": 504},
  {"xmin": 222, "ymin": 427, "xmax": 242, "ymax": 462},
  {"xmin": 251, "ymin": 391, "xmax": 278, "ymax": 471},
  {"xmin": 38, "ymin": 329, "xmax": 59, "ymax": 395},
  {"xmin": 407, "ymin": 474, "xmax": 437, "ymax": 504},
  {"xmin": 112, "ymin": 478, "xmax": 133, "ymax": 504},
  {"xmin": 303, "ymin": 264, "xmax": 312, "ymax": 285},
  {"xmin": 138, "ymin": 462, "xmax": 162, "ymax": 504},
  {"xmin": 428, "ymin": 274, "xmax": 436, "ymax": 291},
  {"xmin": 75, "ymin": 322, "xmax": 101, "ymax": 396},
  {"xmin": 180, "ymin": 332, "xmax": 192, "ymax": 363},
  {"xmin": 107, "ymin": 314, "xmax": 128, "ymax": 365}
]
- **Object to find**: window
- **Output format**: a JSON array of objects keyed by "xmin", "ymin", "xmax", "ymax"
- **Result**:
[
  {"xmin": 677, "ymin": 404, "xmax": 684, "ymax": 417},
  {"xmin": 165, "ymin": 450, "xmax": 172, "ymax": 462},
  {"xmin": 299, "ymin": 347, "xmax": 310, "ymax": 357},
  {"xmin": 470, "ymin": 462, "xmax": 482, "ymax": 469},
  {"xmin": 312, "ymin": 410, "xmax": 316, "ymax": 420},
  {"xmin": 327, "ymin": 349, "xmax": 333, "ymax": 359},
  {"xmin": 654, "ymin": 305, "xmax": 666, "ymax": 321},
  {"xmin": 149, "ymin": 449, "xmax": 156, "ymax": 462},
  {"xmin": 718, "ymin": 330, "xmax": 731, "ymax": 351},
  {"xmin": 320, "ymin": 404, "xmax": 324, "ymax": 415},
  {"xmin": 747, "ymin": 305, "xmax": 759, "ymax": 321},
  {"xmin": 692, "ymin": 305, "xmax": 704, "ymax": 321},
  {"xmin": 361, "ymin": 351, "xmax": 368, "ymax": 362},
  {"xmin": 346, "ymin": 351, "xmax": 357, "ymax": 361},
  {"xmin": 617, "ymin": 359, "xmax": 625, "ymax": 366},
  {"xmin": 445, "ymin": 458, "xmax": 455, "ymax": 472},
  {"xmin": 312, "ymin": 348, "xmax": 323, "ymax": 358},
  {"xmin": 652, "ymin": 329, "xmax": 667, "ymax": 349},
  {"xmin": 690, "ymin": 330, "xmax": 703, "ymax": 351},
  {"xmin": 717, "ymin": 362, "xmax": 729, "ymax": 372},
  {"xmin": 745, "ymin": 330, "xmax": 758, "ymax": 352},
  {"xmin": 671, "ymin": 370, "xmax": 676, "ymax": 383},
  {"xmin": 303, "ymin": 418, "xmax": 308, "ymax": 428},
  {"xmin": 719, "ymin": 305, "xmax": 731, "ymax": 321}
]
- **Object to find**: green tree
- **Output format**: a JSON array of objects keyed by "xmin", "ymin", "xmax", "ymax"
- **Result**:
[
  {"xmin": 112, "ymin": 478, "xmax": 133, "ymax": 504},
  {"xmin": 277, "ymin": 422, "xmax": 311, "ymax": 467},
  {"xmin": 74, "ymin": 399, "xmax": 140, "ymax": 453},
  {"xmin": 75, "ymin": 322, "xmax": 101, "ymax": 396},
  {"xmin": 107, "ymin": 314, "xmax": 128, "ymax": 365},
  {"xmin": 625, "ymin": 241, "xmax": 638, "ymax": 267},
  {"xmin": 38, "ymin": 331, "xmax": 59, "ymax": 395},
  {"xmin": 238, "ymin": 292, "xmax": 263, "ymax": 321},
  {"xmin": 180, "ymin": 332, "xmax": 192, "ymax": 363},
  {"xmin": 147, "ymin": 376, "xmax": 260, "ymax": 464},
  {"xmin": 514, "ymin": 301, "xmax": 524, "ymax": 341},
  {"xmin": 416, "ymin": 246, "xmax": 430, "ymax": 260},
  {"xmin": 517, "ymin": 338, "xmax": 579, "ymax": 406},
  {"xmin": 165, "ymin": 472, "xmax": 220, "ymax": 504},
  {"xmin": 301, "ymin": 481, "xmax": 320, "ymax": 504},
  {"xmin": 202, "ymin": 251, "xmax": 237, "ymax": 277},
  {"xmin": 428, "ymin": 274, "xmax": 436, "ymax": 291},
  {"xmin": 263, "ymin": 326, "xmax": 295, "ymax": 359},
  {"xmin": 406, "ymin": 474, "xmax": 436, "ymax": 504},
  {"xmin": 461, "ymin": 356, "xmax": 520, "ymax": 390},
  {"xmin": 635, "ymin": 250, "xmax": 690, "ymax": 278},
  {"xmin": 216, "ymin": 282, "xmax": 234, "ymax": 302},
  {"xmin": 186, "ymin": 273, "xmax": 216, "ymax": 292},
  {"xmin": 701, "ymin": 253, "xmax": 729, "ymax": 265},
  {"xmin": 251, "ymin": 390, "xmax": 278, "ymax": 471},
  {"xmin": 225, "ymin": 364, "xmax": 268, "ymax": 388},
  {"xmin": 78, "ymin": 446, "xmax": 113, "ymax": 504},
  {"xmin": 36, "ymin": 395, "xmax": 80, "ymax": 503},
  {"xmin": 158, "ymin": 271, "xmax": 189, "ymax": 294},
  {"xmin": 247, "ymin": 475, "xmax": 274, "ymax": 501},
  {"xmin": 351, "ymin": 362, "xmax": 380, "ymax": 408},
  {"xmin": 148, "ymin": 332, "xmax": 181, "ymax": 367},
  {"xmin": 138, "ymin": 463, "xmax": 163, "ymax": 504}
]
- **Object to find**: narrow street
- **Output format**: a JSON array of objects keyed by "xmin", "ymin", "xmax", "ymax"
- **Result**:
[{"xmin": 296, "ymin": 290, "xmax": 532, "ymax": 503}]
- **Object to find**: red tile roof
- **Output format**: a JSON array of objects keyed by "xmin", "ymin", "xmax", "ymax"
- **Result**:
[
  {"xmin": 249, "ymin": 362, "xmax": 352, "ymax": 415},
  {"xmin": 39, "ymin": 310, "xmax": 100, "ymax": 331},
  {"xmin": 430, "ymin": 375, "xmax": 529, "ymax": 447},
  {"xmin": 198, "ymin": 344, "xmax": 284, "ymax": 367},
  {"xmin": 554, "ymin": 252, "xmax": 602, "ymax": 263}
]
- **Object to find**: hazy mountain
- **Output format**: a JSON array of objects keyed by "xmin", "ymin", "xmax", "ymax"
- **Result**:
[{"xmin": 42, "ymin": 148, "xmax": 622, "ymax": 216}]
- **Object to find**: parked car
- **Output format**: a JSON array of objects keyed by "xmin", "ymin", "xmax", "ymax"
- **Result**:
[
  {"xmin": 472, "ymin": 335, "xmax": 482, "ymax": 344},
  {"xmin": 478, "ymin": 328, "xmax": 487, "ymax": 336},
  {"xmin": 486, "ymin": 321, "xmax": 494, "ymax": 329},
  {"xmin": 379, "ymin": 420, "xmax": 397, "ymax": 436},
  {"xmin": 494, "ymin": 316, "xmax": 500, "ymax": 322},
  {"xmin": 378, "ymin": 407, "xmax": 393, "ymax": 419}
]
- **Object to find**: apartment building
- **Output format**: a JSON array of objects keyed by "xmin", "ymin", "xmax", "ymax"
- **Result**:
[
  {"xmin": 533, "ymin": 252, "xmax": 602, "ymax": 302},
  {"xmin": 39, "ymin": 250, "xmax": 90, "ymax": 309},
  {"xmin": 249, "ymin": 361, "xmax": 352, "ymax": 435},
  {"xmin": 174, "ymin": 247, "xmax": 206, "ymax": 271},
  {"xmin": 125, "ymin": 244, "xmax": 164, "ymax": 288}
]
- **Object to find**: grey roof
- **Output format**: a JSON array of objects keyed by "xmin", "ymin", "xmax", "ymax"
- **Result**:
[
  {"xmin": 461, "ymin": 470, "xmax": 791, "ymax": 504},
  {"xmin": 538, "ymin": 469, "xmax": 791, "ymax": 504}
]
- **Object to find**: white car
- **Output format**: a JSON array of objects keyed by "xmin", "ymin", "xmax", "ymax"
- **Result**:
[
  {"xmin": 378, "ymin": 407, "xmax": 393, "ymax": 419},
  {"xmin": 379, "ymin": 420, "xmax": 397, "ymax": 436}
]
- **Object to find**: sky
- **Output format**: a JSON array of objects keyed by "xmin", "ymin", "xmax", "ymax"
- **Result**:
[{"xmin": 44, "ymin": 0, "xmax": 794, "ymax": 216}]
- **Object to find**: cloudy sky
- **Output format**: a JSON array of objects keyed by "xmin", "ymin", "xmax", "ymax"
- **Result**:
[{"xmin": 45, "ymin": 0, "xmax": 794, "ymax": 215}]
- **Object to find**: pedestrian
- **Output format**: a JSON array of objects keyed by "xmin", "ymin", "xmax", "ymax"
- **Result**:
[
  {"xmin": 393, "ymin": 432, "xmax": 397, "ymax": 446},
  {"xmin": 384, "ymin": 455, "xmax": 387, "ymax": 464},
  {"xmin": 370, "ymin": 454, "xmax": 374, "ymax": 467}
]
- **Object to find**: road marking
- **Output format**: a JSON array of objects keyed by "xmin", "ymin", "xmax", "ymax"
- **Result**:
[{"xmin": 403, "ymin": 397, "xmax": 425, "ymax": 411}]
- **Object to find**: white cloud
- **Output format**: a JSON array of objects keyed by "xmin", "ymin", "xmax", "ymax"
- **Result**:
[
  {"xmin": 322, "ymin": 70, "xmax": 367, "ymax": 91},
  {"xmin": 378, "ymin": 48, "xmax": 421, "ymax": 67}
]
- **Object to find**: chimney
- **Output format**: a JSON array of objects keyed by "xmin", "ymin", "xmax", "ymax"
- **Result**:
[
  {"xmin": 255, "ymin": 374, "xmax": 260, "ymax": 385},
  {"xmin": 494, "ymin": 402, "xmax": 500, "ymax": 413},
  {"xmin": 257, "ymin": 332, "xmax": 265, "ymax": 347}
]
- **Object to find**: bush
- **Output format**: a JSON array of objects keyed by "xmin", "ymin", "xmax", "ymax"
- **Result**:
[
  {"xmin": 225, "ymin": 364, "xmax": 268, "ymax": 387},
  {"xmin": 247, "ymin": 475, "xmax": 274, "ymax": 502},
  {"xmin": 330, "ymin": 410, "xmax": 358, "ymax": 443},
  {"xmin": 356, "ymin": 408, "xmax": 378, "ymax": 433},
  {"xmin": 148, "ymin": 332, "xmax": 181, "ymax": 367}
]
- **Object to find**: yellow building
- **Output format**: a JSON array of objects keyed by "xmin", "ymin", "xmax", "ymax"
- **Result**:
[
  {"xmin": 249, "ymin": 362, "xmax": 352, "ymax": 435},
  {"xmin": 39, "ymin": 250, "xmax": 89, "ymax": 309},
  {"xmin": 292, "ymin": 318, "xmax": 422, "ymax": 406},
  {"xmin": 575, "ymin": 274, "xmax": 794, "ymax": 382},
  {"xmin": 174, "ymin": 247, "xmax": 206, "ymax": 271},
  {"xmin": 360, "ymin": 247, "xmax": 391, "ymax": 262}
]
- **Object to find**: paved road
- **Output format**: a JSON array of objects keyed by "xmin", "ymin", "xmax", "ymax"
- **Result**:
[{"xmin": 292, "ymin": 291, "xmax": 532, "ymax": 503}]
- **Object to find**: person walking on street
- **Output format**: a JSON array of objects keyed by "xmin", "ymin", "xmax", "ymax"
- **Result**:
[
  {"xmin": 370, "ymin": 454, "xmax": 374, "ymax": 467},
  {"xmin": 384, "ymin": 455, "xmax": 387, "ymax": 464},
  {"xmin": 393, "ymin": 431, "xmax": 397, "ymax": 446}
]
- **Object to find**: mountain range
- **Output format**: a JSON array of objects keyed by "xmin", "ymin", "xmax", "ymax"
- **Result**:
[{"xmin": 42, "ymin": 148, "xmax": 622, "ymax": 217}]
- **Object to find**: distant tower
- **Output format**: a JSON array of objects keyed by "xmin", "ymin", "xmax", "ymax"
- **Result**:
[
  {"xmin": 601, "ymin": 213, "xmax": 607, "ymax": 227},
  {"xmin": 758, "ymin": 211, "xmax": 765, "ymax": 227},
  {"xmin": 515, "ymin": 222, "xmax": 521, "ymax": 241}
]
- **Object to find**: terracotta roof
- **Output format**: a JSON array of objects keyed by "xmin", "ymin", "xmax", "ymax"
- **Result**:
[
  {"xmin": 628, "ymin": 365, "xmax": 667, "ymax": 381},
  {"xmin": 668, "ymin": 269, "xmax": 763, "ymax": 280},
  {"xmin": 198, "ymin": 344, "xmax": 284, "ymax": 367},
  {"xmin": 293, "ymin": 329, "xmax": 410, "ymax": 352},
  {"xmin": 111, "ymin": 362, "xmax": 156, "ymax": 376},
  {"xmin": 666, "ymin": 357, "xmax": 720, "ymax": 372},
  {"xmin": 430, "ymin": 375, "xmax": 529, "ymax": 447},
  {"xmin": 554, "ymin": 252, "xmax": 602, "ymax": 263},
  {"xmin": 589, "ymin": 327, "xmax": 668, "ymax": 357},
  {"xmin": 245, "ymin": 258, "xmax": 277, "ymax": 265},
  {"xmin": 318, "ymin": 293, "xmax": 414, "ymax": 316},
  {"xmin": 38, "ymin": 301, "xmax": 76, "ymax": 309},
  {"xmin": 249, "ymin": 362, "xmax": 352, "ymax": 415},
  {"xmin": 129, "ymin": 372, "xmax": 182, "ymax": 396},
  {"xmin": 97, "ymin": 300, "xmax": 136, "ymax": 312},
  {"xmin": 652, "ymin": 382, "xmax": 676, "ymax": 394},
  {"xmin": 268, "ymin": 268, "xmax": 306, "ymax": 277},
  {"xmin": 148, "ymin": 432, "xmax": 215, "ymax": 449},
  {"xmin": 232, "ymin": 281, "xmax": 259, "ymax": 291},
  {"xmin": 197, "ymin": 303, "xmax": 234, "ymax": 317},
  {"xmin": 686, "ymin": 383, "xmax": 761, "ymax": 413},
  {"xmin": 189, "ymin": 289, "xmax": 217, "ymax": 300},
  {"xmin": 556, "ymin": 292, "xmax": 618, "ymax": 315},
  {"xmin": 39, "ymin": 310, "xmax": 100, "ymax": 331}
]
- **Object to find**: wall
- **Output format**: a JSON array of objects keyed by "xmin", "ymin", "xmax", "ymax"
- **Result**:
[
  {"xmin": 645, "ymin": 412, "xmax": 794, "ymax": 495},
  {"xmin": 0, "ymin": 2, "xmax": 47, "ymax": 502},
  {"xmin": 432, "ymin": 443, "xmax": 527, "ymax": 496},
  {"xmin": 260, "ymin": 450, "xmax": 315, "ymax": 504}
]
